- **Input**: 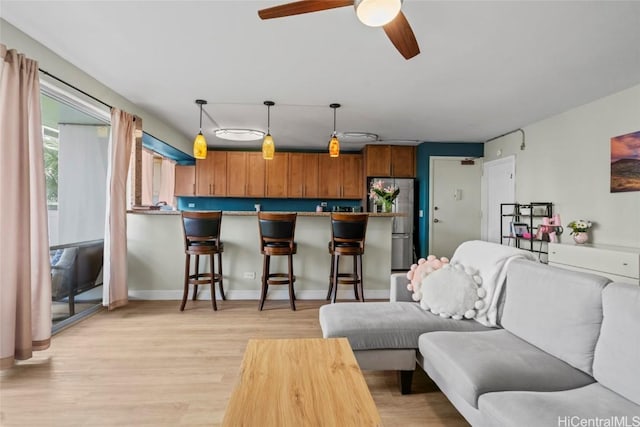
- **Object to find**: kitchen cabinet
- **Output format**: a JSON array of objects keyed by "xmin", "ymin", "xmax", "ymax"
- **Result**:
[
  {"xmin": 226, "ymin": 152, "xmax": 266, "ymax": 197},
  {"xmin": 318, "ymin": 153, "xmax": 363, "ymax": 199},
  {"xmin": 390, "ymin": 146, "xmax": 416, "ymax": 178},
  {"xmin": 341, "ymin": 155, "xmax": 363, "ymax": 198},
  {"xmin": 246, "ymin": 152, "xmax": 266, "ymax": 197},
  {"xmin": 195, "ymin": 151, "xmax": 227, "ymax": 196},
  {"xmin": 288, "ymin": 153, "xmax": 319, "ymax": 198},
  {"xmin": 364, "ymin": 145, "xmax": 415, "ymax": 177},
  {"xmin": 266, "ymin": 153, "xmax": 289, "ymax": 198},
  {"xmin": 174, "ymin": 165, "xmax": 195, "ymax": 196}
]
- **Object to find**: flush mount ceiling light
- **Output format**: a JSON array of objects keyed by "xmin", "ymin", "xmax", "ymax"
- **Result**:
[
  {"xmin": 193, "ymin": 99, "xmax": 208, "ymax": 160},
  {"xmin": 355, "ymin": 0, "xmax": 402, "ymax": 27},
  {"xmin": 328, "ymin": 103, "xmax": 341, "ymax": 158},
  {"xmin": 262, "ymin": 100, "xmax": 275, "ymax": 160},
  {"xmin": 214, "ymin": 128, "xmax": 265, "ymax": 141},
  {"xmin": 336, "ymin": 132, "xmax": 379, "ymax": 142}
]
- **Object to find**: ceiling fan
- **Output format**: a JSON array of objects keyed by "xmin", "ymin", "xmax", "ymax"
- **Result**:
[{"xmin": 258, "ymin": 0, "xmax": 420, "ymax": 60}]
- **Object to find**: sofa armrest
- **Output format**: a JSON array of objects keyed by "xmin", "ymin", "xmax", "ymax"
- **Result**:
[{"xmin": 390, "ymin": 273, "xmax": 413, "ymax": 302}]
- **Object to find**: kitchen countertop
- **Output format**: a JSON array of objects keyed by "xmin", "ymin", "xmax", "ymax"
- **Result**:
[{"xmin": 127, "ymin": 209, "xmax": 404, "ymax": 217}]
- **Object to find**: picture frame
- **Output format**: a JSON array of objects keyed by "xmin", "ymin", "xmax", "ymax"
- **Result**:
[{"xmin": 511, "ymin": 222, "xmax": 529, "ymax": 237}]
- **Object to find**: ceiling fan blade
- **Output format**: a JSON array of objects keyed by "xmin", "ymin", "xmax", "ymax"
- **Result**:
[
  {"xmin": 383, "ymin": 11, "xmax": 420, "ymax": 60},
  {"xmin": 258, "ymin": 0, "xmax": 354, "ymax": 20}
]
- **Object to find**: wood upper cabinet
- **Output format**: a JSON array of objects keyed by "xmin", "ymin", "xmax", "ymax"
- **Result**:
[
  {"xmin": 246, "ymin": 152, "xmax": 266, "ymax": 197},
  {"xmin": 226, "ymin": 152, "xmax": 247, "ymax": 196},
  {"xmin": 318, "ymin": 153, "xmax": 363, "ymax": 199},
  {"xmin": 288, "ymin": 153, "xmax": 319, "ymax": 198},
  {"xmin": 174, "ymin": 165, "xmax": 195, "ymax": 196},
  {"xmin": 195, "ymin": 151, "xmax": 227, "ymax": 196},
  {"xmin": 318, "ymin": 156, "xmax": 342, "ymax": 198},
  {"xmin": 340, "ymin": 154, "xmax": 363, "ymax": 199},
  {"xmin": 365, "ymin": 145, "xmax": 391, "ymax": 176},
  {"xmin": 364, "ymin": 145, "xmax": 415, "ymax": 177},
  {"xmin": 266, "ymin": 153, "xmax": 289, "ymax": 198},
  {"xmin": 390, "ymin": 146, "xmax": 416, "ymax": 178},
  {"xmin": 226, "ymin": 152, "xmax": 266, "ymax": 197}
]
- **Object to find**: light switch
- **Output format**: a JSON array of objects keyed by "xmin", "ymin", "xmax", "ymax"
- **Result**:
[{"xmin": 454, "ymin": 189, "xmax": 462, "ymax": 200}]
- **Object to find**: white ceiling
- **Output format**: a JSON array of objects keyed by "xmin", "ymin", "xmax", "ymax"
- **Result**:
[{"xmin": 2, "ymin": 1, "xmax": 640, "ymax": 153}]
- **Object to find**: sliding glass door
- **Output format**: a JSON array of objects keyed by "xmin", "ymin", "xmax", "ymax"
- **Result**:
[{"xmin": 40, "ymin": 80, "xmax": 110, "ymax": 330}]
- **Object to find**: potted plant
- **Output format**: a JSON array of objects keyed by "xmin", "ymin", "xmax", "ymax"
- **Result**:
[
  {"xmin": 368, "ymin": 180, "xmax": 400, "ymax": 213},
  {"xmin": 567, "ymin": 219, "xmax": 593, "ymax": 244}
]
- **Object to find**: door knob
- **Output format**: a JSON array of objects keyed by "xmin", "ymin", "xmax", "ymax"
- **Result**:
[{"xmin": 433, "ymin": 218, "xmax": 440, "ymax": 223}]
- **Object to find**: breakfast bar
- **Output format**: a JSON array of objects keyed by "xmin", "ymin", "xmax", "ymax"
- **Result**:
[{"xmin": 126, "ymin": 211, "xmax": 397, "ymax": 301}]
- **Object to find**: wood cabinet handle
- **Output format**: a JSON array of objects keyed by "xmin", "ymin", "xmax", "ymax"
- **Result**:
[{"xmin": 193, "ymin": 184, "xmax": 195, "ymax": 195}]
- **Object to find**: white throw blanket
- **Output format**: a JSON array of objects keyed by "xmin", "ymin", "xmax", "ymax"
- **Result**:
[{"xmin": 450, "ymin": 240, "xmax": 537, "ymax": 326}]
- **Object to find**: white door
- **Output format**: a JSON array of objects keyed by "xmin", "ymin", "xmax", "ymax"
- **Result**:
[
  {"xmin": 429, "ymin": 158, "xmax": 483, "ymax": 259},
  {"xmin": 482, "ymin": 156, "xmax": 516, "ymax": 243}
]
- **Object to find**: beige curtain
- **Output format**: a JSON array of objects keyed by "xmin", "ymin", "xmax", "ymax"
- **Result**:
[
  {"xmin": 158, "ymin": 158, "xmax": 175, "ymax": 207},
  {"xmin": 103, "ymin": 109, "xmax": 135, "ymax": 310},
  {"xmin": 0, "ymin": 44, "xmax": 52, "ymax": 369},
  {"xmin": 141, "ymin": 149, "xmax": 153, "ymax": 205}
]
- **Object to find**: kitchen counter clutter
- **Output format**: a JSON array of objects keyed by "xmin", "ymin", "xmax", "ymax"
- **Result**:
[
  {"xmin": 126, "ymin": 211, "xmax": 396, "ymax": 301},
  {"xmin": 127, "ymin": 209, "xmax": 403, "ymax": 217}
]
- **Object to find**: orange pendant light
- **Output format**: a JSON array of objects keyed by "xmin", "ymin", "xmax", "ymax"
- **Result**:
[
  {"xmin": 328, "ymin": 103, "xmax": 341, "ymax": 158},
  {"xmin": 193, "ymin": 99, "xmax": 208, "ymax": 160},
  {"xmin": 262, "ymin": 101, "xmax": 275, "ymax": 160}
]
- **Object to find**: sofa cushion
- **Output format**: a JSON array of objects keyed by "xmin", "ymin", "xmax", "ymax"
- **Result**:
[
  {"xmin": 419, "ymin": 329, "xmax": 595, "ymax": 408},
  {"xmin": 593, "ymin": 282, "xmax": 640, "ymax": 406},
  {"xmin": 479, "ymin": 383, "xmax": 640, "ymax": 427},
  {"xmin": 319, "ymin": 302, "xmax": 491, "ymax": 351},
  {"xmin": 501, "ymin": 259, "xmax": 610, "ymax": 375}
]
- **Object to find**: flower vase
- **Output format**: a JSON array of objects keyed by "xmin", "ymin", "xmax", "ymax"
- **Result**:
[
  {"xmin": 573, "ymin": 232, "xmax": 589, "ymax": 244},
  {"xmin": 382, "ymin": 201, "xmax": 393, "ymax": 213}
]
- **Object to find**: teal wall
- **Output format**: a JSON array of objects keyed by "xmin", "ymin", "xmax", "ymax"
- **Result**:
[
  {"xmin": 416, "ymin": 142, "xmax": 484, "ymax": 258},
  {"xmin": 177, "ymin": 197, "xmax": 362, "ymax": 212}
]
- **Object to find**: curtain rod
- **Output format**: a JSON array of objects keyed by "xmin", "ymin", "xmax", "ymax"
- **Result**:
[{"xmin": 38, "ymin": 68, "xmax": 113, "ymax": 110}]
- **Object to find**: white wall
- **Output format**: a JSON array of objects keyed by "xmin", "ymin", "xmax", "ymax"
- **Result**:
[
  {"xmin": 1, "ymin": 19, "xmax": 191, "ymax": 154},
  {"xmin": 484, "ymin": 84, "xmax": 640, "ymax": 248}
]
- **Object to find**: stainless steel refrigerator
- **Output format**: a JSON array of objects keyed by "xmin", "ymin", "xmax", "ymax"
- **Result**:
[{"xmin": 369, "ymin": 178, "xmax": 415, "ymax": 270}]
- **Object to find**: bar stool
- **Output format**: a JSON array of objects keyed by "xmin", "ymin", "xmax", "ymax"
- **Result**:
[
  {"xmin": 258, "ymin": 212, "xmax": 297, "ymax": 311},
  {"xmin": 180, "ymin": 211, "xmax": 225, "ymax": 311},
  {"xmin": 327, "ymin": 213, "xmax": 368, "ymax": 303}
]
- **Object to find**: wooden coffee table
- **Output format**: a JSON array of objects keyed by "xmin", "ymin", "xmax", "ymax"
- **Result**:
[{"xmin": 222, "ymin": 337, "xmax": 381, "ymax": 426}]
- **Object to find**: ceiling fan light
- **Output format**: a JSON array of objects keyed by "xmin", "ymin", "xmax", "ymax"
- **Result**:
[
  {"xmin": 328, "ymin": 135, "xmax": 340, "ymax": 158},
  {"xmin": 262, "ymin": 133, "xmax": 275, "ymax": 160},
  {"xmin": 193, "ymin": 132, "xmax": 207, "ymax": 159},
  {"xmin": 355, "ymin": 0, "xmax": 402, "ymax": 27}
]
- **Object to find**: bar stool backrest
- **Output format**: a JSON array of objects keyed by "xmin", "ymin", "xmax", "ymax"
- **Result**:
[
  {"xmin": 258, "ymin": 212, "xmax": 297, "ymax": 250},
  {"xmin": 181, "ymin": 211, "xmax": 223, "ymax": 249},
  {"xmin": 331, "ymin": 213, "xmax": 368, "ymax": 249}
]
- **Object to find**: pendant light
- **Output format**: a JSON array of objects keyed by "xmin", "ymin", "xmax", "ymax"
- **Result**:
[
  {"xmin": 328, "ymin": 103, "xmax": 341, "ymax": 158},
  {"xmin": 193, "ymin": 99, "xmax": 208, "ymax": 160},
  {"xmin": 262, "ymin": 100, "xmax": 275, "ymax": 160}
]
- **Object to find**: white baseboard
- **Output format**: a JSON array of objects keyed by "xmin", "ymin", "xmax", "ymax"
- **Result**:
[{"xmin": 128, "ymin": 289, "xmax": 390, "ymax": 301}]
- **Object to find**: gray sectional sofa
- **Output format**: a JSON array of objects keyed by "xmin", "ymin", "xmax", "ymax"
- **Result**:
[{"xmin": 320, "ymin": 245, "xmax": 640, "ymax": 426}]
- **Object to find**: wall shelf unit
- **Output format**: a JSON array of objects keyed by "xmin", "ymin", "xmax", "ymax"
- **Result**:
[{"xmin": 500, "ymin": 202, "xmax": 555, "ymax": 261}]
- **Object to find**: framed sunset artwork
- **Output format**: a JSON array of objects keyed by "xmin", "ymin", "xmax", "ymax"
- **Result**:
[{"xmin": 610, "ymin": 130, "xmax": 640, "ymax": 193}]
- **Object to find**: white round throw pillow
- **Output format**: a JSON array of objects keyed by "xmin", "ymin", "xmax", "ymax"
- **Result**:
[{"xmin": 420, "ymin": 263, "xmax": 486, "ymax": 320}]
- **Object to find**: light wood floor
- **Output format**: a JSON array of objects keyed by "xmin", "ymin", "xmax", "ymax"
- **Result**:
[{"xmin": 0, "ymin": 300, "xmax": 469, "ymax": 427}]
